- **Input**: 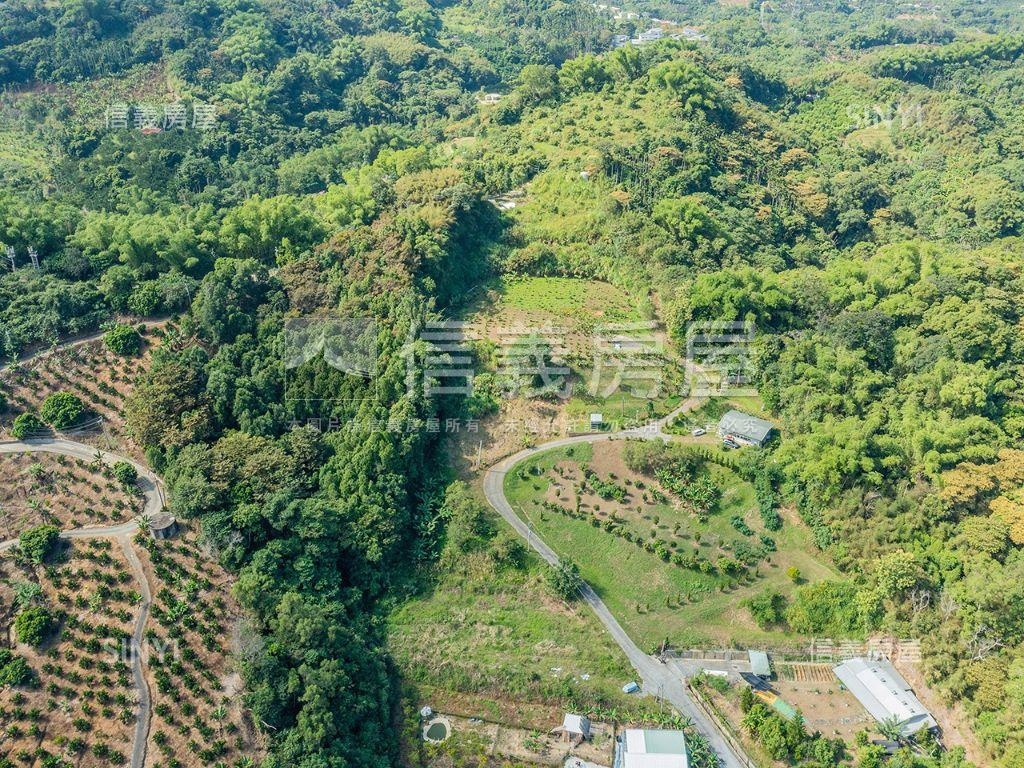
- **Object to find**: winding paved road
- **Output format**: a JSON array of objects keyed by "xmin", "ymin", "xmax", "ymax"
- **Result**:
[
  {"xmin": 0, "ymin": 438, "xmax": 156, "ymax": 768},
  {"xmin": 483, "ymin": 399, "xmax": 755, "ymax": 768}
]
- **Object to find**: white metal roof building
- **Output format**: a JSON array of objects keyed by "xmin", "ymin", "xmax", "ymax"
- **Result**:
[
  {"xmin": 554, "ymin": 713, "xmax": 591, "ymax": 741},
  {"xmin": 833, "ymin": 658, "xmax": 938, "ymax": 737},
  {"xmin": 614, "ymin": 729, "xmax": 689, "ymax": 768}
]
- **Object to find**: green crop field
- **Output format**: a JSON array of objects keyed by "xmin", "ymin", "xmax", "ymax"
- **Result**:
[{"xmin": 504, "ymin": 443, "xmax": 836, "ymax": 648}]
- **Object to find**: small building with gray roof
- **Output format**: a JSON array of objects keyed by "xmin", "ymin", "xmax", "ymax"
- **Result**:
[{"xmin": 717, "ymin": 410, "xmax": 775, "ymax": 448}]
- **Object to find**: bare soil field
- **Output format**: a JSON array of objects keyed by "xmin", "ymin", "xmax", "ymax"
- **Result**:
[
  {"xmin": 0, "ymin": 539, "xmax": 141, "ymax": 767},
  {"xmin": 134, "ymin": 523, "xmax": 264, "ymax": 768},
  {"xmin": 774, "ymin": 664, "xmax": 873, "ymax": 742},
  {"xmin": 0, "ymin": 451, "xmax": 143, "ymax": 537}
]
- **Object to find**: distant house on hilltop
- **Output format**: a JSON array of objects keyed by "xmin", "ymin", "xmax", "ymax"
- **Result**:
[
  {"xmin": 636, "ymin": 27, "xmax": 663, "ymax": 43},
  {"xmin": 717, "ymin": 410, "xmax": 774, "ymax": 448}
]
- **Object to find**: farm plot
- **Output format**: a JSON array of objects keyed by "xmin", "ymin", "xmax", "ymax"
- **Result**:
[
  {"xmin": 446, "ymin": 277, "xmax": 686, "ymax": 472},
  {"xmin": 504, "ymin": 440, "xmax": 835, "ymax": 648},
  {"xmin": 0, "ymin": 324, "xmax": 164, "ymax": 449},
  {"xmin": 0, "ymin": 451, "xmax": 143, "ymax": 537},
  {"xmin": 134, "ymin": 524, "xmax": 264, "ymax": 768},
  {"xmin": 0, "ymin": 539, "xmax": 142, "ymax": 768}
]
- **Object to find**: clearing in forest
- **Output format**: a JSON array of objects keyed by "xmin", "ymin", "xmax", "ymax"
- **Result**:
[{"xmin": 503, "ymin": 440, "xmax": 836, "ymax": 649}]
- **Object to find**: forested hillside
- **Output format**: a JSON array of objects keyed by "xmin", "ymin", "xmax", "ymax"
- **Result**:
[{"xmin": 2, "ymin": 0, "xmax": 1024, "ymax": 766}]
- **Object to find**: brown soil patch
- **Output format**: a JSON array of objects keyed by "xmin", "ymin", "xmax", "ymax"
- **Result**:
[
  {"xmin": 774, "ymin": 665, "xmax": 873, "ymax": 742},
  {"xmin": 0, "ymin": 452, "xmax": 143, "ymax": 537},
  {"xmin": 1, "ymin": 324, "xmax": 166, "ymax": 459},
  {"xmin": 586, "ymin": 442, "xmax": 629, "ymax": 479},
  {"xmin": 0, "ymin": 539, "xmax": 141, "ymax": 767},
  {"xmin": 446, "ymin": 398, "xmax": 572, "ymax": 476},
  {"xmin": 133, "ymin": 523, "xmax": 265, "ymax": 768}
]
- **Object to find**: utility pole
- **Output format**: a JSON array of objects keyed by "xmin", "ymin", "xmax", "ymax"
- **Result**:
[
  {"xmin": 4, "ymin": 245, "xmax": 14, "ymax": 272},
  {"xmin": 28, "ymin": 247, "xmax": 39, "ymax": 271}
]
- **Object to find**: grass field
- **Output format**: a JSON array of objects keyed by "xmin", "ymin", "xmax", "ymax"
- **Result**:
[
  {"xmin": 499, "ymin": 276, "xmax": 641, "ymax": 323},
  {"xmin": 465, "ymin": 276, "xmax": 686, "ymax": 426},
  {"xmin": 388, "ymin": 545, "xmax": 638, "ymax": 714},
  {"xmin": 504, "ymin": 442, "xmax": 836, "ymax": 649}
]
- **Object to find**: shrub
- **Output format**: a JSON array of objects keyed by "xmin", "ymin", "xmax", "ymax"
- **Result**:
[
  {"xmin": 40, "ymin": 392, "xmax": 85, "ymax": 429},
  {"xmin": 760, "ymin": 507, "xmax": 783, "ymax": 531},
  {"xmin": 112, "ymin": 461, "xmax": 138, "ymax": 488},
  {"xmin": 19, "ymin": 524, "xmax": 61, "ymax": 564},
  {"xmin": 730, "ymin": 515, "xmax": 754, "ymax": 536},
  {"xmin": 0, "ymin": 649, "xmax": 34, "ymax": 687},
  {"xmin": 104, "ymin": 324, "xmax": 143, "ymax": 356},
  {"xmin": 11, "ymin": 412, "xmax": 45, "ymax": 439},
  {"xmin": 15, "ymin": 605, "xmax": 55, "ymax": 646},
  {"xmin": 745, "ymin": 588, "xmax": 789, "ymax": 629},
  {"xmin": 547, "ymin": 559, "xmax": 583, "ymax": 601},
  {"xmin": 489, "ymin": 532, "xmax": 528, "ymax": 569},
  {"xmin": 786, "ymin": 580, "xmax": 861, "ymax": 636}
]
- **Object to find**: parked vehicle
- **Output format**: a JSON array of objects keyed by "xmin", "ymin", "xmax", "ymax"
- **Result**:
[{"xmin": 691, "ymin": 427, "xmax": 706, "ymax": 436}]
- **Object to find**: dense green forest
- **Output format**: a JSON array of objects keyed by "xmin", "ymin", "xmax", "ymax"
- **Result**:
[{"xmin": 3, "ymin": 0, "xmax": 1024, "ymax": 766}]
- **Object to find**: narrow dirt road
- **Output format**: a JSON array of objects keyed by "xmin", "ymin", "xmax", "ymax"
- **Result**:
[{"xmin": 0, "ymin": 438, "xmax": 158, "ymax": 768}]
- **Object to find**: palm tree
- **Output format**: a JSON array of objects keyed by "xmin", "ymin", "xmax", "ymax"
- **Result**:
[
  {"xmin": 212, "ymin": 703, "xmax": 228, "ymax": 737},
  {"xmin": 877, "ymin": 715, "xmax": 904, "ymax": 743},
  {"xmin": 12, "ymin": 580, "xmax": 42, "ymax": 608},
  {"xmin": 28, "ymin": 462, "xmax": 45, "ymax": 484}
]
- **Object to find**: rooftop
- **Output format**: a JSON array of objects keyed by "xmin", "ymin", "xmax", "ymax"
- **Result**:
[
  {"xmin": 620, "ymin": 729, "xmax": 689, "ymax": 768},
  {"xmin": 561, "ymin": 713, "xmax": 591, "ymax": 736},
  {"xmin": 834, "ymin": 658, "xmax": 937, "ymax": 737},
  {"xmin": 748, "ymin": 649, "xmax": 772, "ymax": 678},
  {"xmin": 718, "ymin": 410, "xmax": 774, "ymax": 442}
]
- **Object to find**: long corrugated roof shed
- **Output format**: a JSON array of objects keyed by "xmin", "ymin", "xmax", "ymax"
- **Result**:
[{"xmin": 834, "ymin": 658, "xmax": 937, "ymax": 737}]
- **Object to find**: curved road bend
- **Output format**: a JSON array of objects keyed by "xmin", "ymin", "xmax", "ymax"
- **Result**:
[
  {"xmin": 482, "ymin": 400, "xmax": 754, "ymax": 768},
  {"xmin": 0, "ymin": 438, "xmax": 157, "ymax": 768}
]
